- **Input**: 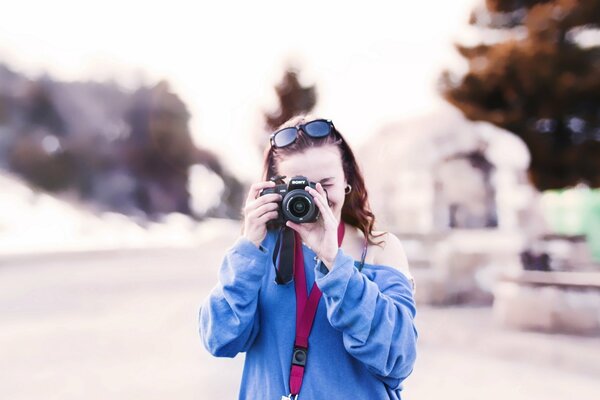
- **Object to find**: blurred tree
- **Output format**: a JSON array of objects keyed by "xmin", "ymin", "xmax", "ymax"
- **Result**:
[
  {"xmin": 24, "ymin": 80, "xmax": 66, "ymax": 134},
  {"xmin": 122, "ymin": 80, "xmax": 244, "ymax": 218},
  {"xmin": 7, "ymin": 80, "xmax": 73, "ymax": 190},
  {"xmin": 264, "ymin": 66, "xmax": 317, "ymax": 133},
  {"xmin": 440, "ymin": 0, "xmax": 600, "ymax": 190},
  {"xmin": 9, "ymin": 135, "xmax": 78, "ymax": 191},
  {"xmin": 123, "ymin": 81, "xmax": 199, "ymax": 216},
  {"xmin": 0, "ymin": 63, "xmax": 244, "ymax": 220}
]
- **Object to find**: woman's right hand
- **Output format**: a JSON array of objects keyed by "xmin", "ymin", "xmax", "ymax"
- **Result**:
[{"xmin": 242, "ymin": 181, "xmax": 282, "ymax": 248}]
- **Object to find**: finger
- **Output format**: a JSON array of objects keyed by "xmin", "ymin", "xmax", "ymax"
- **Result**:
[
  {"xmin": 317, "ymin": 199, "xmax": 337, "ymax": 227},
  {"xmin": 314, "ymin": 183, "xmax": 333, "ymax": 208},
  {"xmin": 285, "ymin": 220, "xmax": 308, "ymax": 236},
  {"xmin": 305, "ymin": 185, "xmax": 326, "ymax": 205},
  {"xmin": 319, "ymin": 198, "xmax": 338, "ymax": 227},
  {"xmin": 306, "ymin": 186, "xmax": 336, "ymax": 224},
  {"xmin": 257, "ymin": 210, "xmax": 279, "ymax": 224},
  {"xmin": 255, "ymin": 201, "xmax": 280, "ymax": 217},
  {"xmin": 315, "ymin": 182, "xmax": 327, "ymax": 197},
  {"xmin": 246, "ymin": 201, "xmax": 279, "ymax": 220},
  {"xmin": 306, "ymin": 185, "xmax": 330, "ymax": 214},
  {"xmin": 247, "ymin": 193, "xmax": 281, "ymax": 209},
  {"xmin": 246, "ymin": 181, "xmax": 276, "ymax": 203},
  {"xmin": 249, "ymin": 181, "xmax": 276, "ymax": 202}
]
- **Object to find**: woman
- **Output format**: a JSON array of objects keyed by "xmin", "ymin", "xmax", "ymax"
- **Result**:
[{"xmin": 199, "ymin": 115, "xmax": 418, "ymax": 399}]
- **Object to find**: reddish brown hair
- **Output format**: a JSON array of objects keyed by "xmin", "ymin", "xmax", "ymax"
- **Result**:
[{"xmin": 261, "ymin": 114, "xmax": 385, "ymax": 246}]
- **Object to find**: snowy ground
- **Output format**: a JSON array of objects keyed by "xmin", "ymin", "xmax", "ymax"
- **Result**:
[{"xmin": 0, "ymin": 171, "xmax": 239, "ymax": 256}]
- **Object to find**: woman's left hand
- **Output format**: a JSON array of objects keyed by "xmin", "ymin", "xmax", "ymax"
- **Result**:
[{"xmin": 285, "ymin": 182, "xmax": 340, "ymax": 270}]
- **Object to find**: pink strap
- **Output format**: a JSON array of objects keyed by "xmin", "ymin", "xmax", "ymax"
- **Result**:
[
  {"xmin": 289, "ymin": 364, "xmax": 305, "ymax": 397},
  {"xmin": 289, "ymin": 221, "xmax": 345, "ymax": 395}
]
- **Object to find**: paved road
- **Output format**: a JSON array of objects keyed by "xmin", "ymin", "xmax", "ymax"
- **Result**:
[{"xmin": 1, "ymin": 234, "xmax": 599, "ymax": 399}]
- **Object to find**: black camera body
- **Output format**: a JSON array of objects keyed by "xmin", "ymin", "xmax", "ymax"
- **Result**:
[{"xmin": 259, "ymin": 175, "xmax": 324, "ymax": 225}]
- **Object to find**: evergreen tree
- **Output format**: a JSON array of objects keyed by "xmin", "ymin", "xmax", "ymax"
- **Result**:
[{"xmin": 440, "ymin": 0, "xmax": 600, "ymax": 190}]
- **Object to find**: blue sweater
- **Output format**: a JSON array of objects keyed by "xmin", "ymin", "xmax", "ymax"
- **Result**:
[{"xmin": 199, "ymin": 229, "xmax": 418, "ymax": 399}]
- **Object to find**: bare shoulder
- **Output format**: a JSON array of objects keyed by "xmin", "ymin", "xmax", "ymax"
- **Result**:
[{"xmin": 372, "ymin": 231, "xmax": 413, "ymax": 280}]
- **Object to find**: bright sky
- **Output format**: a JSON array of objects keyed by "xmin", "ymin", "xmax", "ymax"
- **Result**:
[{"xmin": 0, "ymin": 0, "xmax": 479, "ymax": 181}]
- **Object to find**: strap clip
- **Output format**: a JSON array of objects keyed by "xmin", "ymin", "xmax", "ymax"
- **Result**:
[{"xmin": 292, "ymin": 346, "xmax": 307, "ymax": 367}]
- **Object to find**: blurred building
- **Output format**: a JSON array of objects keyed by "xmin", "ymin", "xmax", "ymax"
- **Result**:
[
  {"xmin": 360, "ymin": 104, "xmax": 534, "ymax": 235},
  {"xmin": 359, "ymin": 105, "xmax": 547, "ymax": 302}
]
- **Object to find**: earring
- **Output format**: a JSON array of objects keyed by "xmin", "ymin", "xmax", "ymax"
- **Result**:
[{"xmin": 344, "ymin": 184, "xmax": 352, "ymax": 195}]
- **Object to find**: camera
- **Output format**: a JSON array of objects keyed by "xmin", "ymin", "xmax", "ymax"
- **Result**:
[{"xmin": 259, "ymin": 175, "xmax": 325, "ymax": 225}]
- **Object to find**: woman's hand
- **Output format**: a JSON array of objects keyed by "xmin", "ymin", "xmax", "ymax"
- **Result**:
[
  {"xmin": 285, "ymin": 182, "xmax": 339, "ymax": 270},
  {"xmin": 242, "ymin": 181, "xmax": 282, "ymax": 248}
]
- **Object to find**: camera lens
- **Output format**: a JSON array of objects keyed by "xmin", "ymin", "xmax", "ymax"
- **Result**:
[
  {"xmin": 293, "ymin": 201, "xmax": 306, "ymax": 213},
  {"xmin": 282, "ymin": 188, "xmax": 319, "ymax": 223},
  {"xmin": 289, "ymin": 196, "xmax": 310, "ymax": 218}
]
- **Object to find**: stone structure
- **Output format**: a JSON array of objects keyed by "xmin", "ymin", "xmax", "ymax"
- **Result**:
[{"xmin": 358, "ymin": 105, "xmax": 539, "ymax": 305}]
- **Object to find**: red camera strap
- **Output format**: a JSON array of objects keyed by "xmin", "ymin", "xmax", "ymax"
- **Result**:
[{"xmin": 288, "ymin": 221, "xmax": 345, "ymax": 397}]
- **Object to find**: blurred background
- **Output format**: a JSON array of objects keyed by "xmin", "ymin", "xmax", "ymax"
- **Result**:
[{"xmin": 1, "ymin": 0, "xmax": 600, "ymax": 398}]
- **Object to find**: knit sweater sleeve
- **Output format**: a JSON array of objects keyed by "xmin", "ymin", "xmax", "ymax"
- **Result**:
[
  {"xmin": 314, "ymin": 248, "xmax": 418, "ymax": 390},
  {"xmin": 199, "ymin": 235, "xmax": 270, "ymax": 357}
]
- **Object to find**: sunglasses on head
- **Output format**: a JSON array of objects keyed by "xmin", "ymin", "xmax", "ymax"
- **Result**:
[{"xmin": 269, "ymin": 118, "xmax": 336, "ymax": 148}]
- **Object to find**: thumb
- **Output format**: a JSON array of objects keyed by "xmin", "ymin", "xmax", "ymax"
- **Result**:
[{"xmin": 286, "ymin": 221, "xmax": 307, "ymax": 236}]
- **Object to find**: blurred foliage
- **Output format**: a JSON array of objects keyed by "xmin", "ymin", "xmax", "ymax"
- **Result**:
[
  {"xmin": 440, "ymin": 0, "xmax": 600, "ymax": 191},
  {"xmin": 264, "ymin": 66, "xmax": 317, "ymax": 133},
  {"xmin": 0, "ymin": 63, "xmax": 243, "ymax": 220}
]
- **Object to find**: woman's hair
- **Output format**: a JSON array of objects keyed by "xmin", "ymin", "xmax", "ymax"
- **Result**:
[{"xmin": 261, "ymin": 114, "xmax": 385, "ymax": 246}]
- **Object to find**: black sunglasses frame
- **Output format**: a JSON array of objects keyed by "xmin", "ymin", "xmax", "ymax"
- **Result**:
[{"xmin": 269, "ymin": 119, "xmax": 336, "ymax": 148}]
